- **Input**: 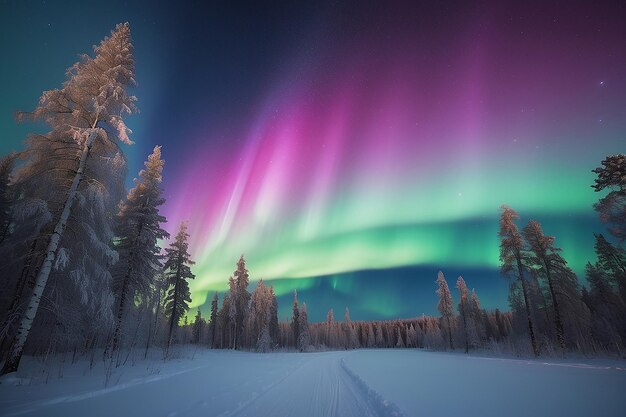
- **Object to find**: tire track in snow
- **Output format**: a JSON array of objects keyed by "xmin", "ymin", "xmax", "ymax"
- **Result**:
[
  {"xmin": 339, "ymin": 358, "xmax": 406, "ymax": 417},
  {"xmin": 224, "ymin": 352, "xmax": 402, "ymax": 417}
]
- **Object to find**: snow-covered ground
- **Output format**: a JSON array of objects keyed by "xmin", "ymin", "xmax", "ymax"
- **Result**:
[
  {"xmin": 344, "ymin": 350, "xmax": 626, "ymax": 417},
  {"xmin": 0, "ymin": 348, "xmax": 625, "ymax": 417}
]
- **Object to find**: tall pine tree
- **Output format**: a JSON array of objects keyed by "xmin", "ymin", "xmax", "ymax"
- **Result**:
[
  {"xmin": 164, "ymin": 223, "xmax": 195, "ymax": 353},
  {"xmin": 298, "ymin": 303, "xmax": 310, "ymax": 352},
  {"xmin": 436, "ymin": 271, "xmax": 455, "ymax": 350},
  {"xmin": 594, "ymin": 234, "xmax": 626, "ymax": 303},
  {"xmin": 111, "ymin": 146, "xmax": 168, "ymax": 352},
  {"xmin": 209, "ymin": 292, "xmax": 218, "ymax": 348},
  {"xmin": 192, "ymin": 308, "xmax": 203, "ymax": 344},
  {"xmin": 269, "ymin": 285, "xmax": 279, "ymax": 345},
  {"xmin": 231, "ymin": 255, "xmax": 250, "ymax": 350},
  {"xmin": 592, "ymin": 154, "xmax": 626, "ymax": 243},
  {"xmin": 291, "ymin": 290, "xmax": 300, "ymax": 348},
  {"xmin": 456, "ymin": 276, "xmax": 470, "ymax": 353}
]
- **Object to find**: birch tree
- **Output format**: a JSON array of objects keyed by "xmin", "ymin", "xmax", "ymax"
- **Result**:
[{"xmin": 1, "ymin": 22, "xmax": 137, "ymax": 375}]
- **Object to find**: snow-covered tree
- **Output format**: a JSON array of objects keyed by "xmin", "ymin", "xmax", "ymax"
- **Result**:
[
  {"xmin": 227, "ymin": 275, "xmax": 237, "ymax": 349},
  {"xmin": 523, "ymin": 220, "xmax": 567, "ymax": 351},
  {"xmin": 111, "ymin": 146, "xmax": 168, "ymax": 352},
  {"xmin": 144, "ymin": 270, "xmax": 166, "ymax": 358},
  {"xmin": 247, "ymin": 279, "xmax": 273, "ymax": 348},
  {"xmin": 164, "ymin": 222, "xmax": 195, "ymax": 352},
  {"xmin": 494, "ymin": 308, "xmax": 510, "ymax": 340},
  {"xmin": 217, "ymin": 293, "xmax": 232, "ymax": 349},
  {"xmin": 256, "ymin": 325, "xmax": 271, "ymax": 353},
  {"xmin": 269, "ymin": 286, "xmax": 279, "ymax": 344},
  {"xmin": 1, "ymin": 22, "xmax": 137, "ymax": 376},
  {"xmin": 584, "ymin": 262, "xmax": 626, "ymax": 349},
  {"xmin": 298, "ymin": 303, "xmax": 311, "ymax": 352},
  {"xmin": 291, "ymin": 290, "xmax": 300, "ymax": 348},
  {"xmin": 470, "ymin": 289, "xmax": 485, "ymax": 345},
  {"xmin": 456, "ymin": 276, "xmax": 471, "ymax": 353},
  {"xmin": 325, "ymin": 308, "xmax": 335, "ymax": 346},
  {"xmin": 366, "ymin": 323, "xmax": 375, "ymax": 348},
  {"xmin": 395, "ymin": 327, "xmax": 405, "ymax": 348},
  {"xmin": 192, "ymin": 308, "xmax": 204, "ymax": 344},
  {"xmin": 0, "ymin": 154, "xmax": 15, "ymax": 244},
  {"xmin": 592, "ymin": 154, "xmax": 626, "ymax": 243},
  {"xmin": 209, "ymin": 292, "xmax": 218, "ymax": 348},
  {"xmin": 499, "ymin": 205, "xmax": 539, "ymax": 356},
  {"xmin": 436, "ymin": 271, "xmax": 455, "ymax": 350},
  {"xmin": 375, "ymin": 323, "xmax": 385, "ymax": 347},
  {"xmin": 341, "ymin": 307, "xmax": 359, "ymax": 349},
  {"xmin": 406, "ymin": 324, "xmax": 417, "ymax": 348},
  {"xmin": 594, "ymin": 234, "xmax": 626, "ymax": 303},
  {"xmin": 230, "ymin": 255, "xmax": 250, "ymax": 350},
  {"xmin": 423, "ymin": 316, "xmax": 444, "ymax": 349}
]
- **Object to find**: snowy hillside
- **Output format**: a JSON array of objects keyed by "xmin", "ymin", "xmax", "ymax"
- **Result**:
[{"xmin": 1, "ymin": 349, "xmax": 624, "ymax": 417}]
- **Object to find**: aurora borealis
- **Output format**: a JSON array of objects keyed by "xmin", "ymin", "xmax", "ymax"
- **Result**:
[{"xmin": 2, "ymin": 1, "xmax": 625, "ymax": 320}]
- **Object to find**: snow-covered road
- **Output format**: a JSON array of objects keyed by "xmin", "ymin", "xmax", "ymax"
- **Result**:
[
  {"xmin": 1, "ymin": 349, "xmax": 625, "ymax": 417},
  {"xmin": 0, "ymin": 350, "xmax": 397, "ymax": 417},
  {"xmin": 225, "ymin": 352, "xmax": 385, "ymax": 417}
]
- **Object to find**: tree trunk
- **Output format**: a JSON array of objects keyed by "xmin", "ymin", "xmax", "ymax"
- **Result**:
[
  {"xmin": 0, "ymin": 205, "xmax": 15, "ymax": 245},
  {"xmin": 144, "ymin": 285, "xmax": 161, "ymax": 359},
  {"xmin": 144, "ymin": 307, "xmax": 154, "ymax": 359},
  {"xmin": 446, "ymin": 316, "xmax": 454, "ymax": 350},
  {"xmin": 210, "ymin": 320, "xmax": 216, "ymax": 349},
  {"xmin": 166, "ymin": 268, "xmax": 181, "ymax": 354},
  {"xmin": 462, "ymin": 311, "xmax": 469, "ymax": 353},
  {"xmin": 0, "ymin": 240, "xmax": 39, "ymax": 356},
  {"xmin": 543, "ymin": 262, "xmax": 566, "ymax": 352},
  {"xmin": 533, "ymin": 272, "xmax": 553, "ymax": 340},
  {"xmin": 1, "ymin": 130, "xmax": 97, "ymax": 376},
  {"xmin": 517, "ymin": 256, "xmax": 539, "ymax": 356},
  {"xmin": 111, "ymin": 274, "xmax": 130, "ymax": 353},
  {"xmin": 4, "ymin": 239, "xmax": 39, "ymax": 317},
  {"xmin": 112, "ymin": 216, "xmax": 146, "ymax": 354}
]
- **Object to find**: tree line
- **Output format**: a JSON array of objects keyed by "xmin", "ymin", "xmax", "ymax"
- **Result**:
[
  {"xmin": 182, "ymin": 155, "xmax": 626, "ymax": 357},
  {"xmin": 180, "ymin": 261, "xmax": 514, "ymax": 353}
]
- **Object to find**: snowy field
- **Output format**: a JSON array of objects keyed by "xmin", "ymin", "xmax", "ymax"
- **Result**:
[{"xmin": 1, "ymin": 349, "xmax": 625, "ymax": 417}]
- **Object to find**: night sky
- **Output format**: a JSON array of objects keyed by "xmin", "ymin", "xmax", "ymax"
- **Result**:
[{"xmin": 1, "ymin": 1, "xmax": 625, "ymax": 321}]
